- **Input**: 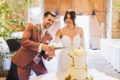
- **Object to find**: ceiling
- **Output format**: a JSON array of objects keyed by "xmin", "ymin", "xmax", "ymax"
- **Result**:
[{"xmin": 44, "ymin": 0, "xmax": 107, "ymax": 15}]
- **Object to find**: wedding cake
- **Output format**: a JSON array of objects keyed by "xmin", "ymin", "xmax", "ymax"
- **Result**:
[{"xmin": 65, "ymin": 47, "xmax": 88, "ymax": 80}]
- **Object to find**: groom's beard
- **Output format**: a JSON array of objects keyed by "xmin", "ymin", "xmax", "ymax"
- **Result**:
[{"xmin": 45, "ymin": 22, "xmax": 53, "ymax": 29}]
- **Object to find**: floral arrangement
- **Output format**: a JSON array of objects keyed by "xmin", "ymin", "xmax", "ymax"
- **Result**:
[
  {"xmin": 65, "ymin": 74, "xmax": 94, "ymax": 80},
  {"xmin": 66, "ymin": 47, "xmax": 94, "ymax": 80},
  {"xmin": 0, "ymin": 0, "xmax": 33, "ymax": 40},
  {"xmin": 0, "ymin": 0, "xmax": 32, "ymax": 76},
  {"xmin": 35, "ymin": 24, "xmax": 41, "ymax": 32},
  {"xmin": 68, "ymin": 47, "xmax": 86, "ymax": 66}
]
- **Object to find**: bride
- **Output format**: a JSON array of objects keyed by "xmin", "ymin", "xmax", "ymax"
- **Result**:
[{"xmin": 53, "ymin": 10, "xmax": 84, "ymax": 71}]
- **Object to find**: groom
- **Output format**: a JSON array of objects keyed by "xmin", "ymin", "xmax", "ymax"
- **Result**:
[{"xmin": 11, "ymin": 11, "xmax": 56, "ymax": 80}]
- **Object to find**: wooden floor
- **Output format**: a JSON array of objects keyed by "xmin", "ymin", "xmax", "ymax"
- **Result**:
[{"xmin": 0, "ymin": 77, "xmax": 5, "ymax": 80}]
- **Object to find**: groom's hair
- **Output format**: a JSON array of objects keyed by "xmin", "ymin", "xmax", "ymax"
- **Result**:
[{"xmin": 44, "ymin": 11, "xmax": 56, "ymax": 17}]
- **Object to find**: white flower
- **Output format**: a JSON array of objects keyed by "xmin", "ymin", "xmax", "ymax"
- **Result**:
[
  {"xmin": 71, "ymin": 47, "xmax": 86, "ymax": 57},
  {"xmin": 1, "ymin": 28, "xmax": 5, "ymax": 32}
]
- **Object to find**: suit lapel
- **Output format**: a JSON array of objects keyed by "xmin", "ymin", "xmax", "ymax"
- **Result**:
[
  {"xmin": 42, "ymin": 31, "xmax": 52, "ymax": 44},
  {"xmin": 35, "ymin": 24, "xmax": 52, "ymax": 44},
  {"xmin": 35, "ymin": 24, "xmax": 42, "ymax": 43},
  {"xmin": 38, "ymin": 31, "xmax": 42, "ymax": 43}
]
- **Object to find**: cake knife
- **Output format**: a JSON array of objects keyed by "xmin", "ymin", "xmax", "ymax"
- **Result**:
[{"xmin": 54, "ymin": 47, "xmax": 66, "ymax": 50}]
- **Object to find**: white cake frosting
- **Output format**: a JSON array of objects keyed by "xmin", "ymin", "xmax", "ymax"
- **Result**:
[{"xmin": 65, "ymin": 47, "xmax": 88, "ymax": 80}]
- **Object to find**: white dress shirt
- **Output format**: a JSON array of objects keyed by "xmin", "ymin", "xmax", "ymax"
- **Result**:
[{"xmin": 33, "ymin": 24, "xmax": 51, "ymax": 64}]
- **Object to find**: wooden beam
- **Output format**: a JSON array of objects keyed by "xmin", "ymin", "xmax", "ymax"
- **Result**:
[{"xmin": 44, "ymin": 0, "xmax": 107, "ymax": 15}]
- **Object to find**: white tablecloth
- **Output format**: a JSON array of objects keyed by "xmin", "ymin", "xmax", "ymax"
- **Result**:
[
  {"xmin": 0, "ymin": 37, "xmax": 10, "ymax": 53},
  {"xmin": 30, "ymin": 69, "xmax": 119, "ymax": 80},
  {"xmin": 11, "ymin": 32, "xmax": 23, "ymax": 39},
  {"xmin": 100, "ymin": 39, "xmax": 120, "ymax": 72}
]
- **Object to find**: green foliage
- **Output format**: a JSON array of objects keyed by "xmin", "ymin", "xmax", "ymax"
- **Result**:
[
  {"xmin": 65, "ymin": 74, "xmax": 94, "ymax": 80},
  {"xmin": 68, "ymin": 53, "xmax": 75, "ymax": 66},
  {"xmin": 0, "ymin": 0, "xmax": 32, "ymax": 40},
  {"xmin": 0, "ymin": 0, "xmax": 32, "ymax": 74},
  {"xmin": 65, "ymin": 74, "xmax": 77, "ymax": 80},
  {"xmin": 0, "ymin": 53, "xmax": 5, "ymax": 67},
  {"xmin": 113, "ymin": 2, "xmax": 120, "ymax": 12},
  {"xmin": 86, "ymin": 76, "xmax": 94, "ymax": 80},
  {"xmin": 0, "ymin": 51, "xmax": 16, "ymax": 74},
  {"xmin": 65, "ymin": 74, "xmax": 72, "ymax": 80},
  {"xmin": 6, "ymin": 52, "xmax": 16, "ymax": 58},
  {"xmin": 0, "ymin": 52, "xmax": 16, "ymax": 76},
  {"xmin": 68, "ymin": 53, "xmax": 72, "ymax": 58},
  {"xmin": 113, "ymin": 2, "xmax": 120, "ymax": 30},
  {"xmin": 0, "ymin": 51, "xmax": 6, "ymax": 74},
  {"xmin": 114, "ymin": 3, "xmax": 120, "ymax": 8}
]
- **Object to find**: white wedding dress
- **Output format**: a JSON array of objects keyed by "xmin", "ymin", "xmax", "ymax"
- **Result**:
[
  {"xmin": 57, "ymin": 34, "xmax": 82, "ymax": 71},
  {"xmin": 30, "ymin": 34, "xmax": 120, "ymax": 80}
]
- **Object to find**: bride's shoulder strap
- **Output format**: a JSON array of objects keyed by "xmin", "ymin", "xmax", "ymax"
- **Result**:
[{"xmin": 56, "ymin": 29, "xmax": 62, "ymax": 38}]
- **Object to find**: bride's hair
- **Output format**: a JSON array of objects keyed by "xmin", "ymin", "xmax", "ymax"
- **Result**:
[{"xmin": 64, "ymin": 10, "xmax": 76, "ymax": 25}]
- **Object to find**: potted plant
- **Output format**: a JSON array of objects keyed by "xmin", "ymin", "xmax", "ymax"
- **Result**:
[
  {"xmin": 0, "ymin": 0, "xmax": 32, "ymax": 40},
  {"xmin": 0, "ymin": 0, "xmax": 32, "ymax": 76}
]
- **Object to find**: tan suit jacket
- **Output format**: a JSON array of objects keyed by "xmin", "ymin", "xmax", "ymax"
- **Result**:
[{"xmin": 12, "ymin": 23, "xmax": 52, "ymax": 68}]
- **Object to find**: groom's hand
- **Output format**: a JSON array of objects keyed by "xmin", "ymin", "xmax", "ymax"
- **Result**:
[
  {"xmin": 42, "ymin": 44, "xmax": 55, "ymax": 60},
  {"xmin": 41, "ymin": 44, "xmax": 55, "ymax": 52}
]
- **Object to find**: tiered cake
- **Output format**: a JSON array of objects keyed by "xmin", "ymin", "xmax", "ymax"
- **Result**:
[{"xmin": 65, "ymin": 47, "xmax": 88, "ymax": 80}]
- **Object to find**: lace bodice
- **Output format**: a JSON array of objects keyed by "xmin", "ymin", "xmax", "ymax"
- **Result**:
[
  {"xmin": 61, "ymin": 34, "xmax": 81, "ymax": 49},
  {"xmin": 57, "ymin": 34, "xmax": 82, "ymax": 71}
]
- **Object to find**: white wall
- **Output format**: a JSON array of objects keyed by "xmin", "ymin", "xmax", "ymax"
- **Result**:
[{"xmin": 28, "ymin": 0, "xmax": 44, "ymax": 24}]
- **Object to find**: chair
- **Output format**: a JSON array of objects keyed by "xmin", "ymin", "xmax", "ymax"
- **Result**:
[
  {"xmin": 6, "ymin": 39, "xmax": 21, "ymax": 80},
  {"xmin": 6, "ymin": 39, "xmax": 21, "ymax": 52}
]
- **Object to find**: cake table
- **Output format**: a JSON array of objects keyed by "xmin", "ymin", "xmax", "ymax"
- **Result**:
[{"xmin": 30, "ymin": 69, "xmax": 119, "ymax": 80}]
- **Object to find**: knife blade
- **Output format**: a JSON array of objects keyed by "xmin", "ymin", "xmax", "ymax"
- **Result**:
[{"xmin": 54, "ymin": 47, "xmax": 66, "ymax": 50}]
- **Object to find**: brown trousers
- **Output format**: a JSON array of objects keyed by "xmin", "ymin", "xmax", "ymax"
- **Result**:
[{"xmin": 17, "ymin": 61, "xmax": 47, "ymax": 80}]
